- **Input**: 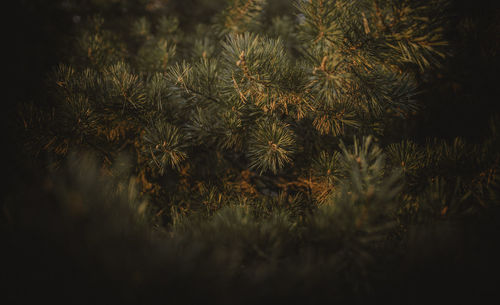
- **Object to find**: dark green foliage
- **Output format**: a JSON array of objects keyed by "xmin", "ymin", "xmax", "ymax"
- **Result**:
[
  {"xmin": 248, "ymin": 120, "xmax": 295, "ymax": 174},
  {"xmin": 142, "ymin": 120, "xmax": 188, "ymax": 172},
  {"xmin": 5, "ymin": 0, "xmax": 500, "ymax": 304}
]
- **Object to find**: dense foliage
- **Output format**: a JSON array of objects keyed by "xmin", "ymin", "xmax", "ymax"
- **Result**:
[{"xmin": 4, "ymin": 0, "xmax": 500, "ymax": 304}]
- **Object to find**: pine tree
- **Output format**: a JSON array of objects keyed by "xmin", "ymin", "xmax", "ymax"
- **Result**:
[
  {"xmin": 23, "ymin": 0, "xmax": 452, "ymax": 206},
  {"xmin": 11, "ymin": 0, "xmax": 500, "ymax": 303}
]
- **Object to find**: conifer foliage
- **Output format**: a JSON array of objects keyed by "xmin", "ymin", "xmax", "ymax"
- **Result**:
[{"xmin": 9, "ymin": 0, "xmax": 500, "ymax": 304}]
